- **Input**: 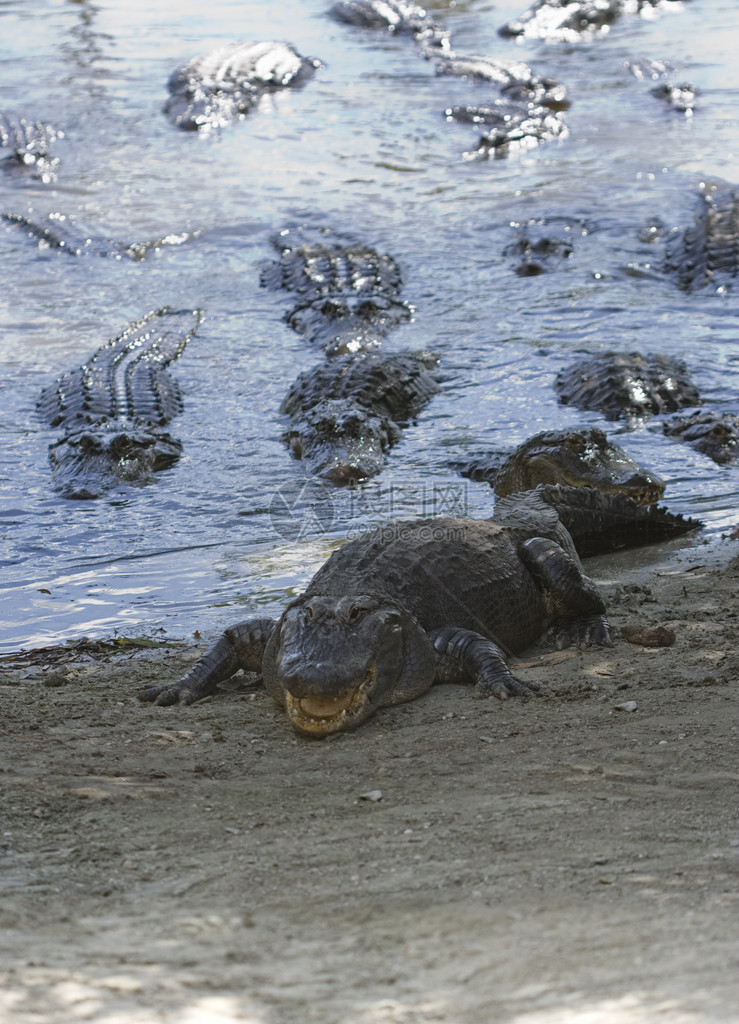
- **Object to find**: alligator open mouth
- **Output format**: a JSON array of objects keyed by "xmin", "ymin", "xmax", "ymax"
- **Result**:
[{"xmin": 284, "ymin": 665, "xmax": 376, "ymax": 736}]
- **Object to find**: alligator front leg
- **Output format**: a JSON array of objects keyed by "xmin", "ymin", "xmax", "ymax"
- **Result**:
[
  {"xmin": 138, "ymin": 618, "xmax": 276, "ymax": 706},
  {"xmin": 428, "ymin": 627, "xmax": 540, "ymax": 700},
  {"xmin": 518, "ymin": 537, "xmax": 612, "ymax": 649}
]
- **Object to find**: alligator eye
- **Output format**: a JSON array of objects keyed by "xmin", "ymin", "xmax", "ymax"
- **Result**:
[{"xmin": 348, "ymin": 604, "xmax": 362, "ymax": 623}]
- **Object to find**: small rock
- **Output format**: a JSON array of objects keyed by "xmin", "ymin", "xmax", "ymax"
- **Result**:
[
  {"xmin": 614, "ymin": 700, "xmax": 638, "ymax": 713},
  {"xmin": 359, "ymin": 790, "xmax": 383, "ymax": 802},
  {"xmin": 621, "ymin": 624, "xmax": 676, "ymax": 647}
]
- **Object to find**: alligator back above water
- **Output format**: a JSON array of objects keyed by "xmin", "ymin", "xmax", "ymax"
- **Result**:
[
  {"xmin": 555, "ymin": 351, "xmax": 700, "ymax": 422},
  {"xmin": 38, "ymin": 307, "xmax": 202, "ymax": 498},
  {"xmin": 280, "ymin": 349, "xmax": 441, "ymax": 484},
  {"xmin": 498, "ymin": 0, "xmax": 690, "ymax": 43},
  {"xmin": 662, "ymin": 411, "xmax": 739, "ymax": 464},
  {"xmin": 0, "ymin": 112, "xmax": 61, "ymax": 182},
  {"xmin": 261, "ymin": 229, "xmax": 411, "ymax": 355},
  {"xmin": 664, "ymin": 181, "xmax": 739, "ymax": 292},
  {"xmin": 164, "ymin": 41, "xmax": 322, "ymax": 131},
  {"xmin": 328, "ymin": 0, "xmax": 450, "ymax": 53},
  {"xmin": 459, "ymin": 428, "xmax": 666, "ymax": 504},
  {"xmin": 3, "ymin": 212, "xmax": 196, "ymax": 260},
  {"xmin": 140, "ymin": 483, "xmax": 700, "ymax": 734}
]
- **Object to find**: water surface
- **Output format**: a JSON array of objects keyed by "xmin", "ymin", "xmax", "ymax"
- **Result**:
[{"xmin": 1, "ymin": 0, "xmax": 737, "ymax": 651}]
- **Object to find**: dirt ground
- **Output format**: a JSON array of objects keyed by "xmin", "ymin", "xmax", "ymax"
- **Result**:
[{"xmin": 1, "ymin": 537, "xmax": 737, "ymax": 1024}]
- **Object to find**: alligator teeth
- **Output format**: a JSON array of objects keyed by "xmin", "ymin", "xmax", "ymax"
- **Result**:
[{"xmin": 285, "ymin": 666, "xmax": 376, "ymax": 735}]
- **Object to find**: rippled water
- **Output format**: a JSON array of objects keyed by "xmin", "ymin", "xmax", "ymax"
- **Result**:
[{"xmin": 1, "ymin": 0, "xmax": 737, "ymax": 652}]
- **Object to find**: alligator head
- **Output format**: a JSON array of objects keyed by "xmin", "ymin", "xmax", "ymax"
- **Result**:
[
  {"xmin": 262, "ymin": 593, "xmax": 434, "ymax": 736},
  {"xmin": 494, "ymin": 428, "xmax": 666, "ymax": 505},
  {"xmin": 282, "ymin": 399, "xmax": 400, "ymax": 485}
]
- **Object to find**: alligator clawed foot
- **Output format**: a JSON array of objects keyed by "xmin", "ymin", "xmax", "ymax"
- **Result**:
[
  {"xmin": 474, "ymin": 674, "xmax": 540, "ymax": 700},
  {"xmin": 138, "ymin": 683, "xmax": 195, "ymax": 706}
]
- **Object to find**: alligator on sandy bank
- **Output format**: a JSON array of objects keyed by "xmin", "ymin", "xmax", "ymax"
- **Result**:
[
  {"xmin": 458, "ymin": 428, "xmax": 666, "ymax": 504},
  {"xmin": 164, "ymin": 41, "xmax": 322, "ymax": 131},
  {"xmin": 0, "ymin": 112, "xmax": 62, "ymax": 182},
  {"xmin": 662, "ymin": 411, "xmax": 739, "ymax": 464},
  {"xmin": 139, "ymin": 483, "xmax": 700, "ymax": 735},
  {"xmin": 281, "ymin": 349, "xmax": 441, "ymax": 484},
  {"xmin": 260, "ymin": 228, "xmax": 412, "ymax": 355},
  {"xmin": 498, "ymin": 0, "xmax": 690, "ymax": 43},
  {"xmin": 38, "ymin": 307, "xmax": 202, "ymax": 498},
  {"xmin": 555, "ymin": 351, "xmax": 700, "ymax": 422},
  {"xmin": 328, "ymin": 0, "xmax": 450, "ymax": 54},
  {"xmin": 2, "ymin": 212, "xmax": 197, "ymax": 260},
  {"xmin": 664, "ymin": 181, "xmax": 739, "ymax": 292}
]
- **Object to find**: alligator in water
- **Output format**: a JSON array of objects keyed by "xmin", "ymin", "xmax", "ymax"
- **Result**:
[
  {"xmin": 328, "ymin": 0, "xmax": 450, "ymax": 54},
  {"xmin": 2, "ymin": 211, "xmax": 196, "ymax": 260},
  {"xmin": 38, "ymin": 307, "xmax": 203, "ymax": 498},
  {"xmin": 281, "ymin": 349, "xmax": 441, "ymax": 484},
  {"xmin": 503, "ymin": 216, "xmax": 587, "ymax": 276},
  {"xmin": 554, "ymin": 351, "xmax": 700, "ymax": 422},
  {"xmin": 329, "ymin": 3, "xmax": 568, "ymax": 159},
  {"xmin": 260, "ymin": 228, "xmax": 411, "ymax": 355},
  {"xmin": 664, "ymin": 181, "xmax": 739, "ymax": 292},
  {"xmin": 458, "ymin": 428, "xmax": 666, "ymax": 504},
  {"xmin": 139, "ymin": 484, "xmax": 700, "ymax": 734},
  {"xmin": 662, "ymin": 411, "xmax": 739, "ymax": 464},
  {"xmin": 164, "ymin": 41, "xmax": 322, "ymax": 131},
  {"xmin": 498, "ymin": 0, "xmax": 690, "ymax": 43},
  {"xmin": 435, "ymin": 53, "xmax": 569, "ymax": 159},
  {"xmin": 0, "ymin": 112, "xmax": 62, "ymax": 182}
]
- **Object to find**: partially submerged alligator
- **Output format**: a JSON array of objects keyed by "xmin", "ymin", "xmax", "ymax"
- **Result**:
[
  {"xmin": 664, "ymin": 181, "xmax": 739, "ymax": 292},
  {"xmin": 503, "ymin": 215, "xmax": 586, "ymax": 276},
  {"xmin": 555, "ymin": 351, "xmax": 700, "ymax": 422},
  {"xmin": 498, "ymin": 0, "xmax": 690, "ymax": 43},
  {"xmin": 3, "ymin": 212, "xmax": 196, "ymax": 260},
  {"xmin": 459, "ymin": 428, "xmax": 666, "ymax": 504},
  {"xmin": 663, "ymin": 411, "xmax": 739, "ymax": 464},
  {"xmin": 436, "ymin": 52, "xmax": 569, "ymax": 160},
  {"xmin": 260, "ymin": 229, "xmax": 411, "ymax": 355},
  {"xmin": 329, "ymin": 0, "xmax": 449, "ymax": 52},
  {"xmin": 0, "ymin": 112, "xmax": 62, "ymax": 182},
  {"xmin": 281, "ymin": 349, "xmax": 441, "ymax": 484},
  {"xmin": 329, "ymin": 2, "xmax": 569, "ymax": 159},
  {"xmin": 38, "ymin": 307, "xmax": 202, "ymax": 498},
  {"xmin": 164, "ymin": 41, "xmax": 322, "ymax": 131},
  {"xmin": 139, "ymin": 484, "xmax": 700, "ymax": 735}
]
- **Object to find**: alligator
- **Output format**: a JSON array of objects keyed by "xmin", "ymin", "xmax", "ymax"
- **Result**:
[
  {"xmin": 554, "ymin": 351, "xmax": 700, "ymax": 422},
  {"xmin": 650, "ymin": 82, "xmax": 699, "ymax": 115},
  {"xmin": 458, "ymin": 428, "xmax": 666, "ymax": 504},
  {"xmin": 664, "ymin": 181, "xmax": 739, "ymax": 291},
  {"xmin": 503, "ymin": 216, "xmax": 587, "ymax": 276},
  {"xmin": 164, "ymin": 41, "xmax": 322, "ymax": 131},
  {"xmin": 38, "ymin": 307, "xmax": 203, "ymax": 498},
  {"xmin": 328, "ymin": 0, "xmax": 450, "ymax": 54},
  {"xmin": 260, "ymin": 228, "xmax": 411, "ymax": 355},
  {"xmin": 2, "ymin": 212, "xmax": 196, "ymax": 260},
  {"xmin": 445, "ymin": 100, "xmax": 568, "ymax": 160},
  {"xmin": 281, "ymin": 349, "xmax": 441, "ymax": 484},
  {"xmin": 0, "ymin": 112, "xmax": 61, "ymax": 182},
  {"xmin": 498, "ymin": 0, "xmax": 691, "ymax": 43},
  {"xmin": 435, "ymin": 53, "xmax": 569, "ymax": 159},
  {"xmin": 662, "ymin": 411, "xmax": 739, "ymax": 464},
  {"xmin": 139, "ymin": 483, "xmax": 700, "ymax": 734}
]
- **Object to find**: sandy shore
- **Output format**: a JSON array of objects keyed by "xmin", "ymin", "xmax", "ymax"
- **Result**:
[{"xmin": 1, "ymin": 534, "xmax": 737, "ymax": 1024}]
